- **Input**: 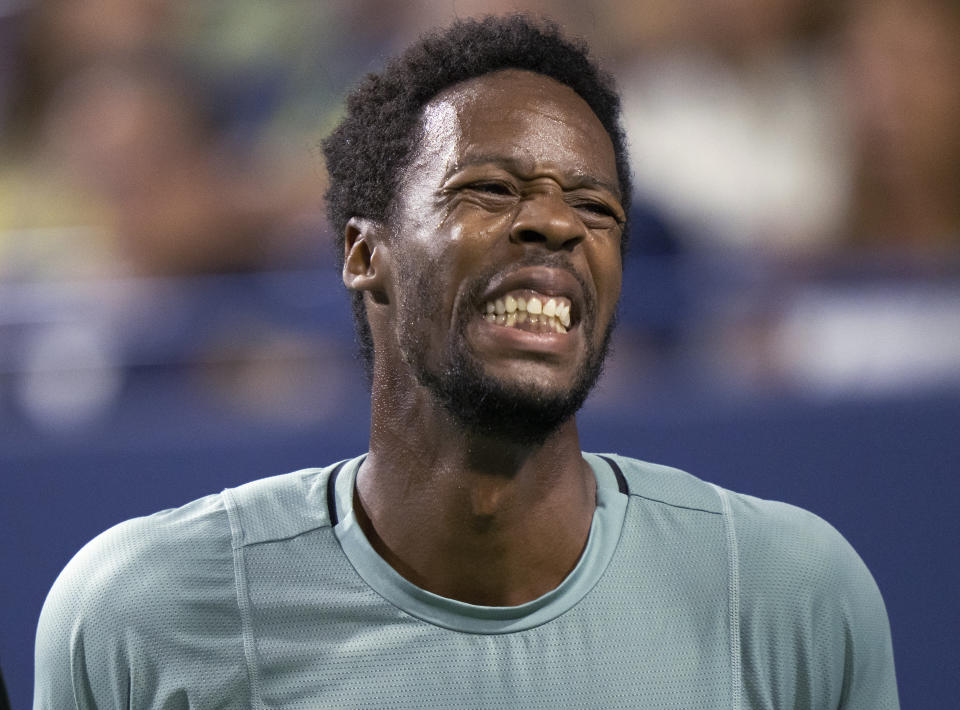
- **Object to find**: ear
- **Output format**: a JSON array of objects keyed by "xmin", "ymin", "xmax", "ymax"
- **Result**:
[{"xmin": 343, "ymin": 217, "xmax": 389, "ymax": 300}]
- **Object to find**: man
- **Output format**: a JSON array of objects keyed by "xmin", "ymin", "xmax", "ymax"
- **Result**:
[{"xmin": 35, "ymin": 16, "xmax": 898, "ymax": 709}]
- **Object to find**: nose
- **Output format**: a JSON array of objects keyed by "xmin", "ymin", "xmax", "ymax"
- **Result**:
[{"xmin": 509, "ymin": 193, "xmax": 584, "ymax": 251}]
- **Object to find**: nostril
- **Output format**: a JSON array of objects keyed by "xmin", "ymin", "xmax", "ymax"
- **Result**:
[{"xmin": 515, "ymin": 229, "xmax": 547, "ymax": 243}]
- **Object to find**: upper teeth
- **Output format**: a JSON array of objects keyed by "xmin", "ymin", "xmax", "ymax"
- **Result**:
[{"xmin": 483, "ymin": 293, "xmax": 572, "ymax": 329}]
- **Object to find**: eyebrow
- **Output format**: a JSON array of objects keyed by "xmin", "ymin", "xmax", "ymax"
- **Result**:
[{"xmin": 446, "ymin": 155, "xmax": 622, "ymax": 200}]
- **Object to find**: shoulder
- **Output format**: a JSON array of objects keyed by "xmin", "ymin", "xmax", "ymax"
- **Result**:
[
  {"xmin": 40, "ymin": 462, "xmax": 347, "ymax": 635},
  {"xmin": 592, "ymin": 453, "xmax": 898, "ymax": 708},
  {"xmin": 41, "ymin": 490, "xmax": 236, "ymax": 633},
  {"xmin": 38, "ymin": 461, "xmax": 350, "ymax": 638},
  {"xmin": 223, "ymin": 461, "xmax": 346, "ymax": 545},
  {"xmin": 35, "ymin": 490, "xmax": 240, "ymax": 705},
  {"xmin": 34, "ymin": 461, "xmax": 351, "ymax": 707},
  {"xmin": 725, "ymin": 492, "xmax": 899, "ymax": 707},
  {"xmin": 590, "ymin": 453, "xmax": 722, "ymax": 513},
  {"xmin": 594, "ymin": 452, "xmax": 875, "ymax": 588},
  {"xmin": 716, "ymin": 485, "xmax": 898, "ymax": 708},
  {"xmin": 36, "ymin": 489, "xmax": 239, "ymax": 646},
  {"xmin": 719, "ymin": 488, "xmax": 880, "ymax": 607}
]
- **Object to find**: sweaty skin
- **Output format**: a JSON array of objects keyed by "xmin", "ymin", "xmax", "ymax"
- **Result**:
[{"xmin": 342, "ymin": 70, "xmax": 624, "ymax": 606}]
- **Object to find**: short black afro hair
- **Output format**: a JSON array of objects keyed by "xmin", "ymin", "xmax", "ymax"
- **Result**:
[{"xmin": 322, "ymin": 14, "xmax": 632, "ymax": 376}]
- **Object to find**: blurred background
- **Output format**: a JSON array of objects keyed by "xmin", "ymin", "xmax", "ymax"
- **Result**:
[{"xmin": 1, "ymin": 0, "xmax": 958, "ymax": 706}]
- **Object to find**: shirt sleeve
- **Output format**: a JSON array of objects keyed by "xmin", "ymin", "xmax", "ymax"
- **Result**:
[
  {"xmin": 731, "ymin": 493, "xmax": 899, "ymax": 710},
  {"xmin": 35, "ymin": 518, "xmax": 144, "ymax": 709},
  {"xmin": 34, "ymin": 493, "xmax": 249, "ymax": 709}
]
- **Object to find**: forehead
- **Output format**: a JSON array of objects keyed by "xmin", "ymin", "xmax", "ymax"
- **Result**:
[{"xmin": 412, "ymin": 69, "xmax": 619, "ymax": 193}]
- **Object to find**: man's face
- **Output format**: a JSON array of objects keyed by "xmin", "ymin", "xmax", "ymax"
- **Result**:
[{"xmin": 383, "ymin": 69, "xmax": 624, "ymax": 443}]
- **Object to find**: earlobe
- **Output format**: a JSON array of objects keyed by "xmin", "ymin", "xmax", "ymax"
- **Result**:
[{"xmin": 343, "ymin": 217, "xmax": 388, "ymax": 299}]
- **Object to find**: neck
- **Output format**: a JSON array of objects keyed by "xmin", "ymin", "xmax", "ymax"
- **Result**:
[{"xmin": 355, "ymin": 373, "xmax": 596, "ymax": 606}]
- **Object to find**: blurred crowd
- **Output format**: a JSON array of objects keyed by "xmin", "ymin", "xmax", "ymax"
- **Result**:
[{"xmin": 1, "ymin": 0, "xmax": 959, "ymax": 431}]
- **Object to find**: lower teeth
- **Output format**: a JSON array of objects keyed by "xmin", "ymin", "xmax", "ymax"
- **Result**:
[{"xmin": 483, "ymin": 313, "xmax": 566, "ymax": 334}]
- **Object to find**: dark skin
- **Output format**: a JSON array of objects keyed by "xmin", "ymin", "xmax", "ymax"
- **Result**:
[{"xmin": 342, "ymin": 70, "xmax": 625, "ymax": 606}]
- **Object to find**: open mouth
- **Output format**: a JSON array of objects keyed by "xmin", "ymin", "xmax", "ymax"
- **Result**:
[{"xmin": 481, "ymin": 290, "xmax": 572, "ymax": 334}]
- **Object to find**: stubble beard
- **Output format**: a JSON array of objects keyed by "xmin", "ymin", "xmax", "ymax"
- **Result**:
[{"xmin": 397, "ymin": 258, "xmax": 615, "ymax": 447}]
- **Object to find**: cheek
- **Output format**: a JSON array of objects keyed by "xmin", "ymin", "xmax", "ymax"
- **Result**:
[
  {"xmin": 445, "ymin": 203, "xmax": 514, "ymax": 238},
  {"xmin": 440, "ymin": 207, "xmax": 514, "ymax": 268},
  {"xmin": 587, "ymin": 236, "xmax": 623, "ymax": 314}
]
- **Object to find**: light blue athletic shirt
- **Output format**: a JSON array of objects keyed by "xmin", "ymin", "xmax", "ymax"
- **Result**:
[{"xmin": 34, "ymin": 453, "xmax": 899, "ymax": 709}]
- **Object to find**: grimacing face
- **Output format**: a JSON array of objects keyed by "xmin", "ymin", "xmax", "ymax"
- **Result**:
[{"xmin": 379, "ymin": 69, "xmax": 625, "ymax": 443}]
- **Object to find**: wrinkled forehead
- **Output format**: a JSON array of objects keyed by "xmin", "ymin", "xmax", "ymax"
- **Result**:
[{"xmin": 408, "ymin": 70, "xmax": 619, "ymax": 193}]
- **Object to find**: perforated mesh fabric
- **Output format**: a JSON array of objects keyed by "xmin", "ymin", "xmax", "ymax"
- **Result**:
[
  {"xmin": 34, "ymin": 454, "xmax": 899, "ymax": 709},
  {"xmin": 34, "ymin": 493, "xmax": 251, "ymax": 708}
]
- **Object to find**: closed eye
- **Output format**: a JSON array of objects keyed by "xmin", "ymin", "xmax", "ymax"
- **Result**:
[
  {"xmin": 579, "ymin": 203, "xmax": 613, "ymax": 215},
  {"xmin": 467, "ymin": 181, "xmax": 515, "ymax": 196},
  {"xmin": 571, "ymin": 200, "xmax": 619, "ymax": 219}
]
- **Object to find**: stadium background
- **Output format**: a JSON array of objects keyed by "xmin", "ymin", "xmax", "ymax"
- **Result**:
[{"xmin": 2, "ymin": 1, "xmax": 958, "ymax": 707}]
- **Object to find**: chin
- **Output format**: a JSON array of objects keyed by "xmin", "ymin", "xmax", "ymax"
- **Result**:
[
  {"xmin": 418, "ymin": 355, "xmax": 597, "ymax": 447},
  {"xmin": 401, "ymin": 290, "xmax": 615, "ymax": 446}
]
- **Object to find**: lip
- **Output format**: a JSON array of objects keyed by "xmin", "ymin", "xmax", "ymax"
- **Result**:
[{"xmin": 477, "ymin": 266, "xmax": 585, "ymax": 328}]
